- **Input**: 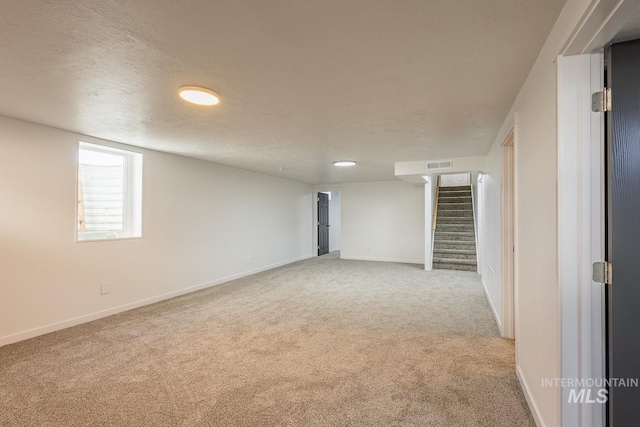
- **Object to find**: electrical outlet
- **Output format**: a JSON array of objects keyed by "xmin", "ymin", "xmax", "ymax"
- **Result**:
[
  {"xmin": 101, "ymin": 282, "xmax": 110, "ymax": 295},
  {"xmin": 248, "ymin": 256, "xmax": 253, "ymax": 264}
]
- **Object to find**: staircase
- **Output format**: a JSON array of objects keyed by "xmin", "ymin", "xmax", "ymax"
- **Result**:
[{"xmin": 433, "ymin": 185, "xmax": 477, "ymax": 271}]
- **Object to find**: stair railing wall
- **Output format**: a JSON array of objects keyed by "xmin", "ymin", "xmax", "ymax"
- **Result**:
[
  {"xmin": 470, "ymin": 174, "xmax": 480, "ymax": 274},
  {"xmin": 432, "ymin": 175, "xmax": 440, "ymax": 231},
  {"xmin": 430, "ymin": 175, "xmax": 440, "ymax": 271}
]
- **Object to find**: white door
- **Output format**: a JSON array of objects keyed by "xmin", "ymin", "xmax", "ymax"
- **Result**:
[{"xmin": 440, "ymin": 173, "xmax": 470, "ymax": 187}]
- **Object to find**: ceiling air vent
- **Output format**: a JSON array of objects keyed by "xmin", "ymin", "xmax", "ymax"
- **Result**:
[{"xmin": 426, "ymin": 160, "xmax": 452, "ymax": 170}]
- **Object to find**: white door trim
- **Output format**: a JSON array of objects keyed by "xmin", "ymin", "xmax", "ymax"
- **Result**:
[
  {"xmin": 474, "ymin": 173, "xmax": 483, "ymax": 275},
  {"xmin": 501, "ymin": 129, "xmax": 516, "ymax": 340},
  {"xmin": 561, "ymin": 0, "xmax": 640, "ymax": 56},
  {"xmin": 557, "ymin": 52, "xmax": 605, "ymax": 427}
]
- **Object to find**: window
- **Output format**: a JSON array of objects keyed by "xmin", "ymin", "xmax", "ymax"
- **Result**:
[{"xmin": 77, "ymin": 142, "xmax": 142, "ymax": 241}]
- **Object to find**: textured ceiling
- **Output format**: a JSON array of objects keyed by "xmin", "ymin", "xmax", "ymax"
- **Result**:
[{"xmin": 0, "ymin": 0, "xmax": 565, "ymax": 184}]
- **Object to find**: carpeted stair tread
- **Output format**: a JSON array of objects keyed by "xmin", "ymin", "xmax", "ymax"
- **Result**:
[
  {"xmin": 433, "ymin": 261, "xmax": 478, "ymax": 271},
  {"xmin": 438, "ymin": 203, "xmax": 472, "ymax": 210},
  {"xmin": 439, "ymin": 185, "xmax": 471, "ymax": 190},
  {"xmin": 436, "ymin": 224, "xmax": 475, "ymax": 232},
  {"xmin": 434, "ymin": 254, "xmax": 477, "ymax": 260},
  {"xmin": 434, "ymin": 245, "xmax": 476, "ymax": 250},
  {"xmin": 432, "ymin": 257, "xmax": 477, "ymax": 265},
  {"xmin": 434, "ymin": 240, "xmax": 477, "ymax": 246},
  {"xmin": 434, "ymin": 248, "xmax": 476, "ymax": 255},
  {"xmin": 438, "ymin": 190, "xmax": 471, "ymax": 196},
  {"xmin": 439, "ymin": 196, "xmax": 472, "ymax": 204},
  {"xmin": 433, "ymin": 232, "xmax": 475, "ymax": 242},
  {"xmin": 436, "ymin": 210, "xmax": 473, "ymax": 217},
  {"xmin": 436, "ymin": 217, "xmax": 474, "ymax": 224}
]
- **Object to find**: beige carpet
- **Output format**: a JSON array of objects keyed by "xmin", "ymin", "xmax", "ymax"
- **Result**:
[{"xmin": 0, "ymin": 253, "xmax": 534, "ymax": 426}]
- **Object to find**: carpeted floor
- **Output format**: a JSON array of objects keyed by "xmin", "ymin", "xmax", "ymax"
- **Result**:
[{"xmin": 0, "ymin": 253, "xmax": 534, "ymax": 426}]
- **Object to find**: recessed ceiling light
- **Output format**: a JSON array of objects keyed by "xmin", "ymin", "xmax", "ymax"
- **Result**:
[
  {"xmin": 178, "ymin": 86, "xmax": 220, "ymax": 106},
  {"xmin": 333, "ymin": 161, "xmax": 356, "ymax": 167}
]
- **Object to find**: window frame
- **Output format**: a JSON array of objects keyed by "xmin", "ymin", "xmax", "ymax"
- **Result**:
[{"xmin": 76, "ymin": 141, "xmax": 143, "ymax": 242}]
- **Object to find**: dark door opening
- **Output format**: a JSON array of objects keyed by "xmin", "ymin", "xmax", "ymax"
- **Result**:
[
  {"xmin": 318, "ymin": 192, "xmax": 329, "ymax": 256},
  {"xmin": 606, "ymin": 39, "xmax": 640, "ymax": 425}
]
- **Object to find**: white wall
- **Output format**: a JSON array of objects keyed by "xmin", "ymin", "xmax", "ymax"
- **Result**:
[
  {"xmin": 0, "ymin": 116, "xmax": 313, "ymax": 346},
  {"xmin": 481, "ymin": 143, "xmax": 503, "ymax": 331},
  {"xmin": 483, "ymin": 0, "xmax": 596, "ymax": 425},
  {"xmin": 340, "ymin": 180, "xmax": 424, "ymax": 264},
  {"xmin": 328, "ymin": 192, "xmax": 341, "ymax": 252}
]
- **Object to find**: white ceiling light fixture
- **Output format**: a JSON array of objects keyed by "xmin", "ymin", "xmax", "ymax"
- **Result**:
[
  {"xmin": 333, "ymin": 161, "xmax": 356, "ymax": 167},
  {"xmin": 178, "ymin": 86, "xmax": 220, "ymax": 106}
]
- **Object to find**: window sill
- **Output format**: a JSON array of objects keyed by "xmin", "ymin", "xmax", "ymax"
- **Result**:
[{"xmin": 76, "ymin": 235, "xmax": 143, "ymax": 243}]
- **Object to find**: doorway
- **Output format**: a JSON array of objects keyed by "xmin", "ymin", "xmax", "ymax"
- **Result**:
[
  {"xmin": 501, "ymin": 130, "xmax": 515, "ymax": 339},
  {"xmin": 318, "ymin": 192, "xmax": 329, "ymax": 255},
  {"xmin": 314, "ymin": 190, "xmax": 342, "ymax": 257}
]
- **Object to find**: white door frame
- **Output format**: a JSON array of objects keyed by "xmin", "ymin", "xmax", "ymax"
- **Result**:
[
  {"xmin": 476, "ymin": 173, "xmax": 484, "ymax": 275},
  {"xmin": 501, "ymin": 129, "xmax": 516, "ymax": 340},
  {"xmin": 557, "ymin": 52, "xmax": 605, "ymax": 427}
]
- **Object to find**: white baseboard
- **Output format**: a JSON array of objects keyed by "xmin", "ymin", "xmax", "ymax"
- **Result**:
[
  {"xmin": 482, "ymin": 278, "xmax": 503, "ymax": 335},
  {"xmin": 0, "ymin": 254, "xmax": 313, "ymax": 348},
  {"xmin": 340, "ymin": 255, "xmax": 424, "ymax": 265},
  {"xmin": 517, "ymin": 365, "xmax": 545, "ymax": 427}
]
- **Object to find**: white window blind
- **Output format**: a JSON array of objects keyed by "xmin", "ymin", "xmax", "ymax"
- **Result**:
[{"xmin": 77, "ymin": 142, "xmax": 142, "ymax": 241}]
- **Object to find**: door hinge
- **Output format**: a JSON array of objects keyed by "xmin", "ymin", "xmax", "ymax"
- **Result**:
[
  {"xmin": 592, "ymin": 261, "xmax": 613, "ymax": 285},
  {"xmin": 591, "ymin": 88, "xmax": 611, "ymax": 113},
  {"xmin": 317, "ymin": 221, "xmax": 320, "ymax": 226},
  {"xmin": 317, "ymin": 245, "xmax": 320, "ymax": 249}
]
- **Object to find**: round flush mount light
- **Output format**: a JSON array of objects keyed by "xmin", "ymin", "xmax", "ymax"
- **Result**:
[
  {"xmin": 333, "ymin": 160, "xmax": 356, "ymax": 167},
  {"xmin": 178, "ymin": 86, "xmax": 220, "ymax": 106}
]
